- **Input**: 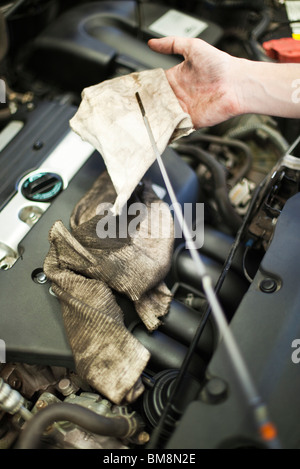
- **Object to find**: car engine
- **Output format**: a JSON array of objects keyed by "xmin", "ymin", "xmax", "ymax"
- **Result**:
[{"xmin": 0, "ymin": 0, "xmax": 300, "ymax": 450}]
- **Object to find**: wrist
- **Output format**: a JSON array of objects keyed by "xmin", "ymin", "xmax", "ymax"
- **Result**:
[
  {"xmin": 226, "ymin": 56, "xmax": 251, "ymax": 117},
  {"xmin": 226, "ymin": 57, "xmax": 278, "ymax": 117}
]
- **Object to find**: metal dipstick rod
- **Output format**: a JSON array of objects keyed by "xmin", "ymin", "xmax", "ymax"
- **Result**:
[{"xmin": 135, "ymin": 92, "xmax": 280, "ymax": 449}]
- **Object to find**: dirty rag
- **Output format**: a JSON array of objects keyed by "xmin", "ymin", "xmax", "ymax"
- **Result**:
[
  {"xmin": 69, "ymin": 68, "xmax": 194, "ymax": 215},
  {"xmin": 44, "ymin": 171, "xmax": 174, "ymax": 405}
]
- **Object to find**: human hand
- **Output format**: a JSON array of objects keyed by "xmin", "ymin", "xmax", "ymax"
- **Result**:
[{"xmin": 148, "ymin": 36, "xmax": 243, "ymax": 129}]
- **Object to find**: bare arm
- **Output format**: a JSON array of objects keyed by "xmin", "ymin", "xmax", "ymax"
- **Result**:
[
  {"xmin": 237, "ymin": 60, "xmax": 300, "ymax": 119},
  {"xmin": 148, "ymin": 36, "xmax": 300, "ymax": 129}
]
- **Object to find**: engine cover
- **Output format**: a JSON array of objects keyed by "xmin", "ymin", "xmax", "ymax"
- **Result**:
[
  {"xmin": 0, "ymin": 99, "xmax": 199, "ymax": 369},
  {"xmin": 25, "ymin": 1, "xmax": 223, "ymax": 91}
]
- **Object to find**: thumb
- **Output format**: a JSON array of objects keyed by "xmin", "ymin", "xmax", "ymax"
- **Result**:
[{"xmin": 148, "ymin": 36, "xmax": 189, "ymax": 57}]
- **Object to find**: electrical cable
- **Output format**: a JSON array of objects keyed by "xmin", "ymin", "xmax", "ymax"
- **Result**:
[
  {"xmin": 147, "ymin": 176, "xmax": 265, "ymax": 449},
  {"xmin": 275, "ymin": 19, "xmax": 300, "ymax": 25},
  {"xmin": 243, "ymin": 245, "xmax": 254, "ymax": 283},
  {"xmin": 136, "ymin": 92, "xmax": 281, "ymax": 449}
]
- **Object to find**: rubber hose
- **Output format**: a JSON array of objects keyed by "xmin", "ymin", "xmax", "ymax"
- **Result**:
[
  {"xmin": 251, "ymin": 9, "xmax": 271, "ymax": 39},
  {"xmin": 0, "ymin": 11, "xmax": 8, "ymax": 63},
  {"xmin": 175, "ymin": 144, "xmax": 243, "ymax": 233},
  {"xmin": 247, "ymin": 9, "xmax": 275, "ymax": 62},
  {"xmin": 184, "ymin": 134, "xmax": 253, "ymax": 185},
  {"xmin": 17, "ymin": 403, "xmax": 132, "ymax": 449},
  {"xmin": 226, "ymin": 124, "xmax": 289, "ymax": 154}
]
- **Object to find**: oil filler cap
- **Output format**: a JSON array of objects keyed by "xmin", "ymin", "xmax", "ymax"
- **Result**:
[{"xmin": 21, "ymin": 172, "xmax": 63, "ymax": 202}]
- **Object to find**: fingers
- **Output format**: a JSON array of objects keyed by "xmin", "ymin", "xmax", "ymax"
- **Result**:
[{"xmin": 148, "ymin": 36, "xmax": 191, "ymax": 57}]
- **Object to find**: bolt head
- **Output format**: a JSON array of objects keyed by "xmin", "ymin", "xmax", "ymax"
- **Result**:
[
  {"xmin": 260, "ymin": 278, "xmax": 278, "ymax": 294},
  {"xmin": 205, "ymin": 378, "xmax": 228, "ymax": 403},
  {"xmin": 36, "ymin": 400, "xmax": 47, "ymax": 410},
  {"xmin": 137, "ymin": 431, "xmax": 150, "ymax": 444}
]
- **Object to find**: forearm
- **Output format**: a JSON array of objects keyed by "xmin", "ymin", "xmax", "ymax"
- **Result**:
[
  {"xmin": 234, "ymin": 59, "xmax": 300, "ymax": 119},
  {"xmin": 148, "ymin": 36, "xmax": 300, "ymax": 127}
]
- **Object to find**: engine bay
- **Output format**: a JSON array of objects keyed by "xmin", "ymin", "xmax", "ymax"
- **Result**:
[{"xmin": 0, "ymin": 0, "xmax": 300, "ymax": 450}]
